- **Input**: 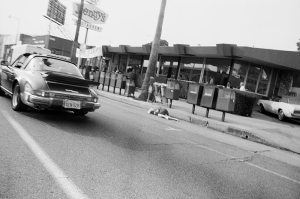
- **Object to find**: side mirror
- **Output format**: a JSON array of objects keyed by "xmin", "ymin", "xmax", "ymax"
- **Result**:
[{"xmin": 0, "ymin": 60, "xmax": 9, "ymax": 66}]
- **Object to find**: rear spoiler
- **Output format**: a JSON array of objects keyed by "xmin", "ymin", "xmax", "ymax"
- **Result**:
[{"xmin": 43, "ymin": 72, "xmax": 100, "ymax": 87}]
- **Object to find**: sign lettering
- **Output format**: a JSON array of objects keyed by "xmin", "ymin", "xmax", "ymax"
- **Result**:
[{"xmin": 73, "ymin": 3, "xmax": 108, "ymax": 24}]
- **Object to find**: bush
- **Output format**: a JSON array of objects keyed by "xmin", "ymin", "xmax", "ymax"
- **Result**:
[{"xmin": 233, "ymin": 91, "xmax": 257, "ymax": 117}]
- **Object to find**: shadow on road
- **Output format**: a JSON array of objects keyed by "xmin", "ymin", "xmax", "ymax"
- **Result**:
[{"xmin": 19, "ymin": 108, "xmax": 170, "ymax": 152}]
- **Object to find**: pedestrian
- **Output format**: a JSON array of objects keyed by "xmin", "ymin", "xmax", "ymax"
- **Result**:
[
  {"xmin": 126, "ymin": 68, "xmax": 137, "ymax": 97},
  {"xmin": 85, "ymin": 65, "xmax": 91, "ymax": 80},
  {"xmin": 240, "ymin": 82, "xmax": 246, "ymax": 91},
  {"xmin": 226, "ymin": 81, "xmax": 231, "ymax": 88},
  {"xmin": 147, "ymin": 76, "xmax": 156, "ymax": 102}
]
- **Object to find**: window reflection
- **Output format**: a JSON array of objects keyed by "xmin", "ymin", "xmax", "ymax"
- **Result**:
[
  {"xmin": 257, "ymin": 67, "xmax": 272, "ymax": 95},
  {"xmin": 246, "ymin": 66, "xmax": 261, "ymax": 92},
  {"xmin": 228, "ymin": 62, "xmax": 248, "ymax": 89},
  {"xmin": 204, "ymin": 59, "xmax": 231, "ymax": 86},
  {"xmin": 180, "ymin": 57, "xmax": 204, "ymax": 81}
]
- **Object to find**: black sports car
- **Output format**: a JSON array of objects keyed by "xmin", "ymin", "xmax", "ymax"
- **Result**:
[{"xmin": 0, "ymin": 53, "xmax": 100, "ymax": 115}]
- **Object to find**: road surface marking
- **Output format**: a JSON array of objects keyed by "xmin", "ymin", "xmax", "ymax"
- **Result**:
[
  {"xmin": 165, "ymin": 127, "xmax": 181, "ymax": 131},
  {"xmin": 2, "ymin": 111, "xmax": 90, "ymax": 199},
  {"xmin": 190, "ymin": 141, "xmax": 300, "ymax": 185}
]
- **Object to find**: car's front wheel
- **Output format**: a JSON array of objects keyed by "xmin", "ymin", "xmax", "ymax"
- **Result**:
[
  {"xmin": 278, "ymin": 109, "xmax": 285, "ymax": 121},
  {"xmin": 12, "ymin": 84, "xmax": 26, "ymax": 111}
]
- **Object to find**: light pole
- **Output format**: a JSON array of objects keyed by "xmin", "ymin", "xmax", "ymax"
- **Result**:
[
  {"xmin": 9, "ymin": 15, "xmax": 20, "ymax": 44},
  {"xmin": 138, "ymin": 0, "xmax": 167, "ymax": 101},
  {"xmin": 70, "ymin": 0, "xmax": 84, "ymax": 64}
]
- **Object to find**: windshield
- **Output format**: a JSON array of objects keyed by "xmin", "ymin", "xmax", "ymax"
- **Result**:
[{"xmin": 26, "ymin": 56, "xmax": 83, "ymax": 77}]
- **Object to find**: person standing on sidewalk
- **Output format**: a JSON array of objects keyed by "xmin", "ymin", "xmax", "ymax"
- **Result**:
[{"xmin": 126, "ymin": 68, "xmax": 137, "ymax": 97}]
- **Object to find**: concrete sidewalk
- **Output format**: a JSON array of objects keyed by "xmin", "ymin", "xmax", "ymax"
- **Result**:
[{"xmin": 95, "ymin": 86, "xmax": 300, "ymax": 155}]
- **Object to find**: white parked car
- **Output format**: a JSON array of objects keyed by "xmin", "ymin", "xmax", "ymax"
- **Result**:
[{"xmin": 258, "ymin": 93, "xmax": 300, "ymax": 121}]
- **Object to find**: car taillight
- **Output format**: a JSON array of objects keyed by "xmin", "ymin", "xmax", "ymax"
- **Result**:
[{"xmin": 34, "ymin": 90, "xmax": 50, "ymax": 97}]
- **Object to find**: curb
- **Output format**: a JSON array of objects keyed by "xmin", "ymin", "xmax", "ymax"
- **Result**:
[
  {"xmin": 96, "ymin": 89, "xmax": 299, "ymax": 155},
  {"xmin": 178, "ymin": 114, "xmax": 299, "ymax": 155}
]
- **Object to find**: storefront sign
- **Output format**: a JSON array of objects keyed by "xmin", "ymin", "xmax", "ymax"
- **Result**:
[
  {"xmin": 73, "ymin": 3, "xmax": 108, "ymax": 24},
  {"xmin": 76, "ymin": 46, "xmax": 102, "ymax": 58},
  {"xmin": 46, "ymin": 0, "xmax": 66, "ymax": 25},
  {"xmin": 73, "ymin": 19, "xmax": 102, "ymax": 32},
  {"xmin": 86, "ymin": 0, "xmax": 101, "ymax": 5}
]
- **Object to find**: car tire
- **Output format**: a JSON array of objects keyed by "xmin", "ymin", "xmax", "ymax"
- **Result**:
[
  {"xmin": 278, "ymin": 109, "xmax": 285, "ymax": 121},
  {"xmin": 12, "ymin": 84, "xmax": 26, "ymax": 111},
  {"xmin": 259, "ymin": 104, "xmax": 265, "ymax": 113},
  {"xmin": 73, "ymin": 110, "xmax": 88, "ymax": 116}
]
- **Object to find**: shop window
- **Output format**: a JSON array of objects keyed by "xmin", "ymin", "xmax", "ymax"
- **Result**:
[
  {"xmin": 228, "ymin": 62, "xmax": 248, "ymax": 89},
  {"xmin": 161, "ymin": 61, "xmax": 178, "ymax": 78},
  {"xmin": 292, "ymin": 71, "xmax": 300, "ymax": 87},
  {"xmin": 204, "ymin": 59, "xmax": 231, "ymax": 86},
  {"xmin": 276, "ymin": 71, "xmax": 293, "ymax": 96},
  {"xmin": 257, "ymin": 67, "xmax": 272, "ymax": 95},
  {"xmin": 246, "ymin": 66, "xmax": 261, "ymax": 92},
  {"xmin": 180, "ymin": 57, "xmax": 204, "ymax": 82},
  {"xmin": 119, "ymin": 54, "xmax": 128, "ymax": 73}
]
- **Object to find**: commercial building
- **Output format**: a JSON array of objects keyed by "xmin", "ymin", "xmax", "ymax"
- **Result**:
[
  {"xmin": 101, "ymin": 44, "xmax": 300, "ymax": 99},
  {"xmin": 0, "ymin": 34, "xmax": 73, "ymax": 61}
]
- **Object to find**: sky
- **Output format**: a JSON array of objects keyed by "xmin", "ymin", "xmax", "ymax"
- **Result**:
[{"xmin": 0, "ymin": 0, "xmax": 300, "ymax": 51}]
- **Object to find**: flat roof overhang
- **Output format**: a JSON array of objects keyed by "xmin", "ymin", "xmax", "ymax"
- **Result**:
[{"xmin": 102, "ymin": 44, "xmax": 300, "ymax": 70}]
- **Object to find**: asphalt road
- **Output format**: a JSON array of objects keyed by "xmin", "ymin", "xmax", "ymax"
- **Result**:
[{"xmin": 0, "ymin": 94, "xmax": 300, "ymax": 199}]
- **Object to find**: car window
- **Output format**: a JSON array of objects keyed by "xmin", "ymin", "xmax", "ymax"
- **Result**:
[
  {"xmin": 25, "ymin": 57, "xmax": 83, "ymax": 77},
  {"xmin": 11, "ymin": 55, "xmax": 28, "ymax": 69}
]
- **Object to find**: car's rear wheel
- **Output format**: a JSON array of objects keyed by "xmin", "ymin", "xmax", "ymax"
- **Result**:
[
  {"xmin": 278, "ymin": 109, "xmax": 285, "ymax": 121},
  {"xmin": 12, "ymin": 84, "xmax": 26, "ymax": 111},
  {"xmin": 73, "ymin": 110, "xmax": 88, "ymax": 116}
]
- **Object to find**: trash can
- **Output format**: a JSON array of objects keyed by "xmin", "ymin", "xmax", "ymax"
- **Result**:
[
  {"xmin": 99, "ymin": 72, "xmax": 106, "ymax": 90},
  {"xmin": 110, "ymin": 73, "xmax": 118, "ymax": 93},
  {"xmin": 115, "ymin": 74, "xmax": 126, "ymax": 95},
  {"xmin": 216, "ymin": 88, "xmax": 236, "ymax": 121},
  {"xmin": 187, "ymin": 82, "xmax": 204, "ymax": 114},
  {"xmin": 233, "ymin": 90, "xmax": 257, "ymax": 117},
  {"xmin": 178, "ymin": 80, "xmax": 189, "ymax": 99},
  {"xmin": 165, "ymin": 79, "xmax": 180, "ymax": 108},
  {"xmin": 200, "ymin": 85, "xmax": 219, "ymax": 117},
  {"xmin": 104, "ymin": 72, "xmax": 111, "ymax": 92}
]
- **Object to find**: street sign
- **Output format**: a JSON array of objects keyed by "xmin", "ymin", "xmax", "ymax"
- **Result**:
[
  {"xmin": 73, "ymin": 3, "xmax": 108, "ymax": 24},
  {"xmin": 74, "ymin": 19, "xmax": 103, "ymax": 32},
  {"xmin": 86, "ymin": 0, "xmax": 101, "ymax": 5},
  {"xmin": 76, "ymin": 46, "xmax": 102, "ymax": 58},
  {"xmin": 46, "ymin": 0, "xmax": 66, "ymax": 25}
]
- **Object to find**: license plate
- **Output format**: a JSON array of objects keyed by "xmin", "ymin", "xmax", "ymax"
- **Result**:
[{"xmin": 63, "ymin": 100, "xmax": 81, "ymax": 109}]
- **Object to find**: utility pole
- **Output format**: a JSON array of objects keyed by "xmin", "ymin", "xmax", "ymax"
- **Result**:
[
  {"xmin": 70, "ymin": 0, "xmax": 84, "ymax": 64},
  {"xmin": 138, "ymin": 0, "xmax": 167, "ymax": 101}
]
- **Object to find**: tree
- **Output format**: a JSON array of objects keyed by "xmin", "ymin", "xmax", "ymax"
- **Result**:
[
  {"xmin": 297, "ymin": 39, "xmax": 300, "ymax": 51},
  {"xmin": 145, "ymin": 39, "xmax": 169, "ymax": 47},
  {"xmin": 137, "ymin": 0, "xmax": 167, "ymax": 101}
]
